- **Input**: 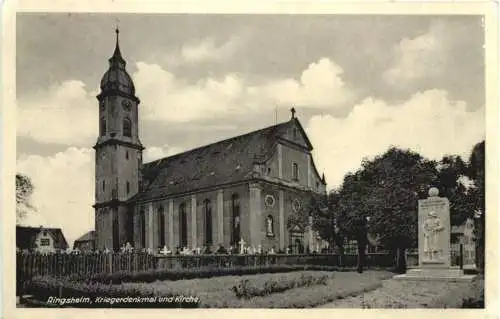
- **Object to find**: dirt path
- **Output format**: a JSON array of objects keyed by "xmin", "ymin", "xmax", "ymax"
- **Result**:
[{"xmin": 317, "ymin": 278, "xmax": 472, "ymax": 308}]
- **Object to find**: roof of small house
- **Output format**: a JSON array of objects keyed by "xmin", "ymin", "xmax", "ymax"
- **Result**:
[
  {"xmin": 130, "ymin": 117, "xmax": 322, "ymax": 203},
  {"xmin": 74, "ymin": 230, "xmax": 96, "ymax": 243},
  {"xmin": 451, "ymin": 225, "xmax": 466, "ymax": 234},
  {"xmin": 16, "ymin": 226, "xmax": 69, "ymax": 250}
]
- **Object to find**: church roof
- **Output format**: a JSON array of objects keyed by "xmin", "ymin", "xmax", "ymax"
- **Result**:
[
  {"xmin": 130, "ymin": 118, "xmax": 315, "ymax": 203},
  {"xmin": 74, "ymin": 230, "xmax": 96, "ymax": 243}
]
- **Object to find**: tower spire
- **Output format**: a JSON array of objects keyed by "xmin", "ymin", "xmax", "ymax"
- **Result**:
[{"xmin": 108, "ymin": 25, "xmax": 125, "ymax": 68}]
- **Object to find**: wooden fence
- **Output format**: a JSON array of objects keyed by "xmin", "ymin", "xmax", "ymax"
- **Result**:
[{"xmin": 16, "ymin": 249, "xmax": 463, "ymax": 283}]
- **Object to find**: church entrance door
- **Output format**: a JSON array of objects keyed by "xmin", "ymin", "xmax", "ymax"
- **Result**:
[{"xmin": 289, "ymin": 225, "xmax": 304, "ymax": 254}]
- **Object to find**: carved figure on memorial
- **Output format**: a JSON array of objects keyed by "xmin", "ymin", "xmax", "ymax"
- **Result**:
[{"xmin": 423, "ymin": 211, "xmax": 444, "ymax": 260}]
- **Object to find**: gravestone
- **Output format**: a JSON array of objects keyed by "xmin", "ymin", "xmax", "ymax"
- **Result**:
[{"xmin": 394, "ymin": 187, "xmax": 476, "ymax": 282}]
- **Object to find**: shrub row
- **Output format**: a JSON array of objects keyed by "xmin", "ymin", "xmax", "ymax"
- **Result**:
[
  {"xmin": 232, "ymin": 273, "xmax": 330, "ymax": 299},
  {"xmin": 199, "ymin": 271, "xmax": 393, "ymax": 308},
  {"xmin": 64, "ymin": 264, "xmax": 355, "ymax": 284}
]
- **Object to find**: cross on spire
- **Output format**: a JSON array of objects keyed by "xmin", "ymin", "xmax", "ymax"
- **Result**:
[{"xmin": 290, "ymin": 107, "xmax": 296, "ymax": 119}]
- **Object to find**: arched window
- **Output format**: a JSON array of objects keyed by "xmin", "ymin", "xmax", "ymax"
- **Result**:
[
  {"xmin": 123, "ymin": 117, "xmax": 132, "ymax": 137},
  {"xmin": 102, "ymin": 180, "xmax": 105, "ymax": 192},
  {"xmin": 125, "ymin": 150, "xmax": 129, "ymax": 160},
  {"xmin": 179, "ymin": 203, "xmax": 187, "ymax": 248},
  {"xmin": 112, "ymin": 215, "xmax": 119, "ymax": 251},
  {"xmin": 158, "ymin": 205, "xmax": 165, "ymax": 247},
  {"xmin": 266, "ymin": 215, "xmax": 274, "ymax": 237},
  {"xmin": 140, "ymin": 210, "xmax": 146, "ymax": 248},
  {"xmin": 126, "ymin": 181, "xmax": 130, "ymax": 195},
  {"xmin": 231, "ymin": 194, "xmax": 240, "ymax": 245},
  {"xmin": 204, "ymin": 199, "xmax": 213, "ymax": 245},
  {"xmin": 100, "ymin": 118, "xmax": 107, "ymax": 136},
  {"xmin": 292, "ymin": 163, "xmax": 299, "ymax": 181},
  {"xmin": 126, "ymin": 211, "xmax": 134, "ymax": 244}
]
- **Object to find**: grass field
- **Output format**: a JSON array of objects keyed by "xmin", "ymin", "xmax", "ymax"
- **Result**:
[{"xmin": 120, "ymin": 270, "xmax": 394, "ymax": 308}]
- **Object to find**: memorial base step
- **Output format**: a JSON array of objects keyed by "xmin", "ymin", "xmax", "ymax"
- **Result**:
[{"xmin": 393, "ymin": 267, "xmax": 476, "ymax": 282}]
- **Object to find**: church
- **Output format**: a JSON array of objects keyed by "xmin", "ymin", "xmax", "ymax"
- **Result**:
[{"xmin": 93, "ymin": 30, "xmax": 327, "ymax": 253}]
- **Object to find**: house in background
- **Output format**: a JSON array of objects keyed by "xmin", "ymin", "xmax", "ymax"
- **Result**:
[
  {"xmin": 73, "ymin": 230, "xmax": 96, "ymax": 252},
  {"xmin": 16, "ymin": 226, "xmax": 69, "ymax": 253},
  {"xmin": 451, "ymin": 218, "xmax": 475, "ymax": 266}
]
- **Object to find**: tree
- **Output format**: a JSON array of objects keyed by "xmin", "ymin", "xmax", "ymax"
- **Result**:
[
  {"xmin": 16, "ymin": 173, "xmax": 36, "ymax": 224},
  {"xmin": 435, "ymin": 155, "xmax": 474, "ymax": 226},
  {"xmin": 468, "ymin": 140, "xmax": 485, "ymax": 271},
  {"xmin": 335, "ymin": 147, "xmax": 439, "ymax": 272}
]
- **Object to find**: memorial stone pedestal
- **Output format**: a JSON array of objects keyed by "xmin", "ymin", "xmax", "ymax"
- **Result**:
[{"xmin": 393, "ymin": 188, "xmax": 476, "ymax": 282}]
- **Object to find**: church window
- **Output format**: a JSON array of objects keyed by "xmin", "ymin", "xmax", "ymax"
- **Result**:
[
  {"xmin": 140, "ymin": 210, "xmax": 146, "ymax": 248},
  {"xmin": 292, "ymin": 163, "xmax": 299, "ymax": 181},
  {"xmin": 158, "ymin": 205, "xmax": 165, "ymax": 247},
  {"xmin": 126, "ymin": 181, "xmax": 130, "ymax": 195},
  {"xmin": 179, "ymin": 203, "xmax": 187, "ymax": 248},
  {"xmin": 123, "ymin": 117, "xmax": 132, "ymax": 137},
  {"xmin": 204, "ymin": 199, "xmax": 213, "ymax": 245},
  {"xmin": 100, "ymin": 118, "xmax": 107, "ymax": 136},
  {"xmin": 265, "ymin": 195, "xmax": 275, "ymax": 208},
  {"xmin": 125, "ymin": 150, "xmax": 129, "ymax": 160},
  {"xmin": 292, "ymin": 199, "xmax": 302, "ymax": 213},
  {"xmin": 293, "ymin": 128, "xmax": 298, "ymax": 140},
  {"xmin": 102, "ymin": 180, "xmax": 105, "ymax": 192},
  {"xmin": 231, "ymin": 194, "xmax": 240, "ymax": 245},
  {"xmin": 126, "ymin": 211, "xmax": 134, "ymax": 244}
]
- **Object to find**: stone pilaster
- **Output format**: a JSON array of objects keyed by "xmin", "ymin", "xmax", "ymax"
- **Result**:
[
  {"xmin": 307, "ymin": 153, "xmax": 312, "ymax": 188},
  {"xmin": 191, "ymin": 195, "xmax": 197, "ymax": 248},
  {"xmin": 217, "ymin": 189, "xmax": 224, "ymax": 244},
  {"xmin": 168, "ymin": 199, "xmax": 174, "ymax": 250},
  {"xmin": 277, "ymin": 144, "xmax": 283, "ymax": 179},
  {"xmin": 249, "ymin": 182, "xmax": 263, "ymax": 247},
  {"xmin": 147, "ymin": 202, "xmax": 154, "ymax": 249},
  {"xmin": 308, "ymin": 216, "xmax": 314, "ymax": 252},
  {"xmin": 279, "ymin": 190, "xmax": 285, "ymax": 250}
]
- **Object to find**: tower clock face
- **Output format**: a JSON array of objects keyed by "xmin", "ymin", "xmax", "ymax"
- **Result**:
[{"xmin": 122, "ymin": 99, "xmax": 132, "ymax": 111}]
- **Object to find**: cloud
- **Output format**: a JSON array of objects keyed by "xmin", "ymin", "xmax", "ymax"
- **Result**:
[
  {"xmin": 144, "ymin": 144, "xmax": 185, "ymax": 162},
  {"xmin": 383, "ymin": 25, "xmax": 446, "ymax": 85},
  {"xmin": 259, "ymin": 58, "xmax": 354, "ymax": 108},
  {"xmin": 17, "ymin": 147, "xmax": 95, "ymax": 247},
  {"xmin": 17, "ymin": 80, "xmax": 98, "ymax": 146},
  {"xmin": 134, "ymin": 62, "xmax": 250, "ymax": 123},
  {"xmin": 162, "ymin": 35, "xmax": 246, "ymax": 66},
  {"xmin": 134, "ymin": 57, "xmax": 353, "ymax": 123},
  {"xmin": 307, "ymin": 89, "xmax": 485, "ymax": 189},
  {"xmin": 15, "ymin": 144, "xmax": 186, "ymax": 247},
  {"xmin": 181, "ymin": 36, "xmax": 243, "ymax": 63}
]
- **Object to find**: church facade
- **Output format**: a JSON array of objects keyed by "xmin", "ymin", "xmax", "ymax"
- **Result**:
[{"xmin": 93, "ymin": 30, "xmax": 327, "ymax": 253}]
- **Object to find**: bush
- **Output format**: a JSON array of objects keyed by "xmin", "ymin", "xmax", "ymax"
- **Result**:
[
  {"xmin": 232, "ymin": 273, "xmax": 330, "ymax": 299},
  {"xmin": 65, "ymin": 264, "xmax": 358, "ymax": 284}
]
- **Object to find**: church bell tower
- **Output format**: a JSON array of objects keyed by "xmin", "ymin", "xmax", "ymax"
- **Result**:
[{"xmin": 93, "ymin": 28, "xmax": 144, "ymax": 251}]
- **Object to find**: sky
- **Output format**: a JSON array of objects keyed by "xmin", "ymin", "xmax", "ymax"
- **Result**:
[{"xmin": 16, "ymin": 13, "xmax": 485, "ymax": 247}]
